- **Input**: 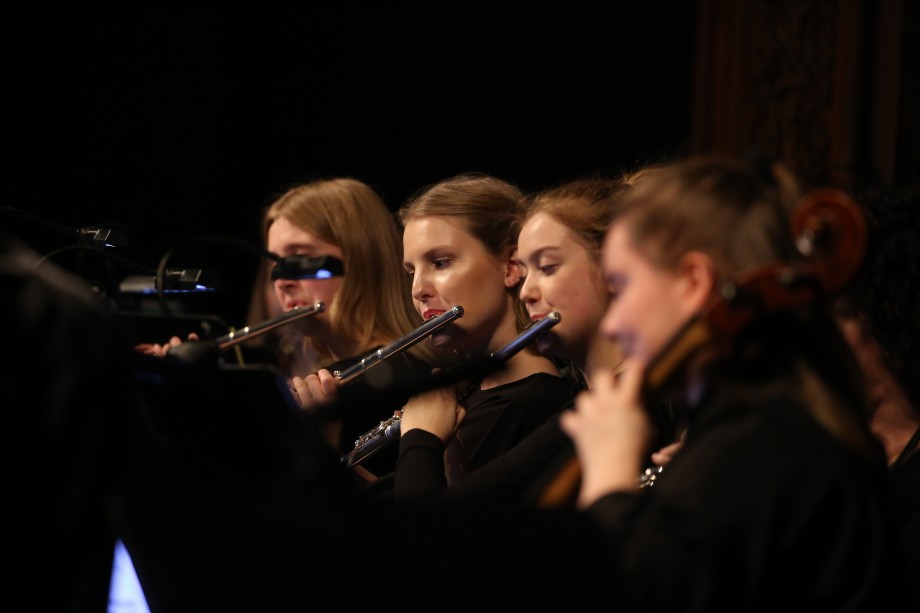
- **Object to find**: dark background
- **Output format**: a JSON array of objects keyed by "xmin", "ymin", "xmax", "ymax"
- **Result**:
[{"xmin": 4, "ymin": 3, "xmax": 696, "ymax": 326}]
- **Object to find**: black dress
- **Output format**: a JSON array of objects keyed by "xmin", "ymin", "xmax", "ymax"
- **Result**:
[
  {"xmin": 392, "ymin": 390, "xmax": 677, "ymax": 506},
  {"xmin": 580, "ymin": 384, "xmax": 906, "ymax": 611},
  {"xmin": 444, "ymin": 372, "xmax": 575, "ymax": 482},
  {"xmin": 394, "ymin": 407, "xmax": 574, "ymax": 505},
  {"xmin": 363, "ymin": 371, "xmax": 575, "ymax": 505},
  {"xmin": 569, "ymin": 314, "xmax": 916, "ymax": 612}
]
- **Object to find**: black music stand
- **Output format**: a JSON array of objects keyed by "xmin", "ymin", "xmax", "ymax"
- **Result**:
[{"xmin": 120, "ymin": 356, "xmax": 361, "ymax": 611}]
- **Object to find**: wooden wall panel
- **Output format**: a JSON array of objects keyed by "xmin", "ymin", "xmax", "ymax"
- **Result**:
[{"xmin": 691, "ymin": 0, "xmax": 918, "ymax": 190}]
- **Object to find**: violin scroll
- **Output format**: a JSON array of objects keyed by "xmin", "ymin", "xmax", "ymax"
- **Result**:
[{"xmin": 790, "ymin": 188, "xmax": 867, "ymax": 294}]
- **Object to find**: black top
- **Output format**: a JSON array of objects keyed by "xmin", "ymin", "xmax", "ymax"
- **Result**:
[
  {"xmin": 394, "ymin": 408, "xmax": 573, "ymax": 505},
  {"xmin": 443, "ymin": 372, "xmax": 573, "ymax": 483},
  {"xmin": 392, "ymin": 389, "xmax": 677, "ymax": 506},
  {"xmin": 357, "ymin": 315, "xmax": 917, "ymax": 611},
  {"xmin": 367, "ymin": 360, "xmax": 914, "ymax": 612},
  {"xmin": 575, "ymin": 359, "xmax": 913, "ymax": 611},
  {"xmin": 361, "ymin": 371, "xmax": 575, "ymax": 505}
]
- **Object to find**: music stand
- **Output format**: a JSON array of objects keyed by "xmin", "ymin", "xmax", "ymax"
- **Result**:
[{"xmin": 120, "ymin": 357, "xmax": 357, "ymax": 611}]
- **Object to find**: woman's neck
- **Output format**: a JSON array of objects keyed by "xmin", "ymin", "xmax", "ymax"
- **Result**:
[{"xmin": 583, "ymin": 336, "xmax": 624, "ymax": 390}]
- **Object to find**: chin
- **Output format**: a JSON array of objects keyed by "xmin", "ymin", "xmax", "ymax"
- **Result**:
[
  {"xmin": 536, "ymin": 334, "xmax": 562, "ymax": 357},
  {"xmin": 430, "ymin": 331, "xmax": 453, "ymax": 348}
]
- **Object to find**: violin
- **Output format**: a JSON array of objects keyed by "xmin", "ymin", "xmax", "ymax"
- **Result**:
[{"xmin": 536, "ymin": 188, "xmax": 867, "ymax": 508}]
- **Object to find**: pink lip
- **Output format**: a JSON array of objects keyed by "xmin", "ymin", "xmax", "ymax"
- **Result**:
[
  {"xmin": 423, "ymin": 309, "xmax": 445, "ymax": 321},
  {"xmin": 529, "ymin": 313, "xmax": 548, "ymax": 322},
  {"xmin": 285, "ymin": 301, "xmax": 308, "ymax": 311}
]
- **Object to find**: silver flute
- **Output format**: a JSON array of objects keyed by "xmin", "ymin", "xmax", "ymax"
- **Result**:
[
  {"xmin": 333, "ymin": 305, "xmax": 464, "ymax": 384},
  {"xmin": 341, "ymin": 311, "xmax": 562, "ymax": 468},
  {"xmin": 216, "ymin": 301, "xmax": 325, "ymax": 350}
]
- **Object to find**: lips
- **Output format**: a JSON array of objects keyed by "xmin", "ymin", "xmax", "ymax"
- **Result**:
[{"xmin": 423, "ymin": 309, "xmax": 445, "ymax": 321}]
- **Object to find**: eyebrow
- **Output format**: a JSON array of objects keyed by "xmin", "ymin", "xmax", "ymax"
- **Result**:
[
  {"xmin": 415, "ymin": 245, "xmax": 455, "ymax": 259},
  {"xmin": 274, "ymin": 243, "xmax": 322, "ymax": 255},
  {"xmin": 523, "ymin": 245, "xmax": 563, "ymax": 261},
  {"xmin": 404, "ymin": 245, "xmax": 451, "ymax": 266}
]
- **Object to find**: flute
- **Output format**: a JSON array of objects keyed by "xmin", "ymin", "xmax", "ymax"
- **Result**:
[
  {"xmin": 164, "ymin": 301, "xmax": 326, "ymax": 364},
  {"xmin": 341, "ymin": 311, "xmax": 562, "ymax": 468},
  {"xmin": 216, "ymin": 301, "xmax": 325, "ymax": 350},
  {"xmin": 333, "ymin": 305, "xmax": 464, "ymax": 384}
]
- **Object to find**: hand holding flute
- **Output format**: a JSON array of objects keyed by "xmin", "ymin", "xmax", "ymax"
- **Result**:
[
  {"xmin": 289, "ymin": 368, "xmax": 341, "ymax": 411},
  {"xmin": 134, "ymin": 302, "xmax": 326, "ymax": 361},
  {"xmin": 397, "ymin": 383, "xmax": 467, "ymax": 444},
  {"xmin": 135, "ymin": 333, "xmax": 199, "ymax": 357}
]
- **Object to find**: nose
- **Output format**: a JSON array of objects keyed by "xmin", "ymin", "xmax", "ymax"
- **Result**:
[
  {"xmin": 411, "ymin": 270, "xmax": 433, "ymax": 302},
  {"xmin": 274, "ymin": 277, "xmax": 297, "ymax": 291},
  {"xmin": 599, "ymin": 299, "xmax": 619, "ymax": 339},
  {"xmin": 518, "ymin": 274, "xmax": 538, "ymax": 305}
]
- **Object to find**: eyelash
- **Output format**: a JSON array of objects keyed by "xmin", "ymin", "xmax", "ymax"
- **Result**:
[{"xmin": 404, "ymin": 258, "xmax": 451, "ymax": 277}]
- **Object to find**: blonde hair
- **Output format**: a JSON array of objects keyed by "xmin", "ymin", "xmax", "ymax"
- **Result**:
[
  {"xmin": 398, "ymin": 173, "xmax": 531, "ymax": 332},
  {"xmin": 264, "ymin": 177, "xmax": 435, "ymax": 365}
]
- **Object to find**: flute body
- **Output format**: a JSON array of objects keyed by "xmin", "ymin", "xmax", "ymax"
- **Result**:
[
  {"xmin": 333, "ymin": 305, "xmax": 464, "ymax": 384},
  {"xmin": 216, "ymin": 302, "xmax": 325, "ymax": 350}
]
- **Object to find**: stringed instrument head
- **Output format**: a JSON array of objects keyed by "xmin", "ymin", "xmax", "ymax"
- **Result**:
[{"xmin": 789, "ymin": 187, "xmax": 867, "ymax": 294}]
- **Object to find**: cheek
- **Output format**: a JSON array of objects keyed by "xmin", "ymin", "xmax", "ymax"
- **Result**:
[
  {"xmin": 635, "ymin": 290, "xmax": 686, "ymax": 357},
  {"xmin": 604, "ymin": 287, "xmax": 646, "ymax": 338},
  {"xmin": 320, "ymin": 279, "xmax": 344, "ymax": 302},
  {"xmin": 303, "ymin": 279, "xmax": 342, "ymax": 304},
  {"xmin": 541, "ymin": 271, "xmax": 579, "ymax": 306},
  {"xmin": 443, "ymin": 263, "xmax": 496, "ymax": 303},
  {"xmin": 553, "ymin": 273, "xmax": 604, "ymax": 317}
]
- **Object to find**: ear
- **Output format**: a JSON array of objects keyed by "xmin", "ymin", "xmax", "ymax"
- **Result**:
[
  {"xmin": 675, "ymin": 250, "xmax": 716, "ymax": 314},
  {"xmin": 504, "ymin": 248, "xmax": 523, "ymax": 288}
]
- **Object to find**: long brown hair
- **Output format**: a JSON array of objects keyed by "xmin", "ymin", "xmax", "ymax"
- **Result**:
[{"xmin": 264, "ymin": 177, "xmax": 438, "ymax": 365}]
